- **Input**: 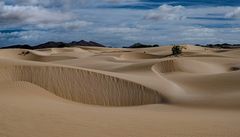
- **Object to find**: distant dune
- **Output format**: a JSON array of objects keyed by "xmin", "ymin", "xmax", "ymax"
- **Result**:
[{"xmin": 1, "ymin": 45, "xmax": 240, "ymax": 137}]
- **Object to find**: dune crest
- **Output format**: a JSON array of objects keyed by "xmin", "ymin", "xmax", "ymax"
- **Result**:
[
  {"xmin": 0, "ymin": 63, "xmax": 162, "ymax": 106},
  {"xmin": 120, "ymin": 52, "xmax": 160, "ymax": 60},
  {"xmin": 0, "ymin": 49, "xmax": 77, "ymax": 62},
  {"xmin": 152, "ymin": 59, "xmax": 227, "ymax": 74}
]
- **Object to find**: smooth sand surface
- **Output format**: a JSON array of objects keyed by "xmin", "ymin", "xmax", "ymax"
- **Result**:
[{"xmin": 1, "ymin": 45, "xmax": 240, "ymax": 137}]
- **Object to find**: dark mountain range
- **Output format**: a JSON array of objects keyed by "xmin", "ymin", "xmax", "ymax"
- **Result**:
[
  {"xmin": 123, "ymin": 43, "xmax": 159, "ymax": 48},
  {"xmin": 69, "ymin": 40, "xmax": 105, "ymax": 47},
  {"xmin": 34, "ymin": 42, "xmax": 68, "ymax": 49},
  {"xmin": 1, "ymin": 40, "xmax": 106, "ymax": 49},
  {"xmin": 2, "ymin": 42, "xmax": 240, "ymax": 50},
  {"xmin": 196, "ymin": 43, "xmax": 240, "ymax": 49}
]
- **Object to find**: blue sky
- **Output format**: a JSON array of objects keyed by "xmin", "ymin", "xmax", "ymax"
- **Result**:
[{"xmin": 0, "ymin": 0, "xmax": 240, "ymax": 47}]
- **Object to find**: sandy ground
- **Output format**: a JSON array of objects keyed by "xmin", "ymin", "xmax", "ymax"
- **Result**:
[{"xmin": 0, "ymin": 45, "xmax": 240, "ymax": 137}]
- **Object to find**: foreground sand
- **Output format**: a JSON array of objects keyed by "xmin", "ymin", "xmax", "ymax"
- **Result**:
[{"xmin": 0, "ymin": 45, "xmax": 240, "ymax": 137}]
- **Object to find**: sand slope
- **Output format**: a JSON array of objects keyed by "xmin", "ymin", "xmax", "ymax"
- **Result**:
[
  {"xmin": 1, "ymin": 45, "xmax": 240, "ymax": 137},
  {"xmin": 0, "ymin": 59, "xmax": 161, "ymax": 106}
]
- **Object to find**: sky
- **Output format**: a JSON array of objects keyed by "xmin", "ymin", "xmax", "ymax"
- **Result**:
[{"xmin": 0, "ymin": 0, "xmax": 240, "ymax": 47}]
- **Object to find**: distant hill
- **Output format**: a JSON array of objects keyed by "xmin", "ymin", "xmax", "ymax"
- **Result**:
[
  {"xmin": 123, "ymin": 43, "xmax": 159, "ymax": 48},
  {"xmin": 69, "ymin": 40, "xmax": 105, "ymax": 47},
  {"xmin": 1, "ymin": 40, "xmax": 106, "ymax": 49},
  {"xmin": 34, "ymin": 42, "xmax": 68, "ymax": 49},
  {"xmin": 196, "ymin": 43, "xmax": 240, "ymax": 49}
]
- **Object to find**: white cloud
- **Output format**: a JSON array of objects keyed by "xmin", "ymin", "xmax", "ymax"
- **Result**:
[
  {"xmin": 0, "ymin": 30, "xmax": 45, "ymax": 40},
  {"xmin": 62, "ymin": 20, "xmax": 93, "ymax": 30},
  {"xmin": 181, "ymin": 27, "xmax": 216, "ymax": 38},
  {"xmin": 0, "ymin": 1, "xmax": 72, "ymax": 25},
  {"xmin": 1, "ymin": 1, "xmax": 240, "ymax": 47},
  {"xmin": 225, "ymin": 7, "xmax": 240, "ymax": 18},
  {"xmin": 5, "ymin": 0, "xmax": 136, "ymax": 9},
  {"xmin": 97, "ymin": 27, "xmax": 141, "ymax": 33},
  {"xmin": 144, "ymin": 4, "xmax": 185, "ymax": 21},
  {"xmin": 36, "ymin": 20, "xmax": 93, "ymax": 30}
]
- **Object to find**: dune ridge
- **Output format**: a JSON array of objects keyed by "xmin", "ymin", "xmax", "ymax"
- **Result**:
[
  {"xmin": 152, "ymin": 59, "xmax": 227, "ymax": 74},
  {"xmin": 0, "ymin": 49, "xmax": 76, "ymax": 62},
  {"xmin": 0, "ymin": 63, "xmax": 162, "ymax": 106},
  {"xmin": 119, "ymin": 52, "xmax": 161, "ymax": 60}
]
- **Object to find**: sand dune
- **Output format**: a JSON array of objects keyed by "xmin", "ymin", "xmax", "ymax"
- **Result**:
[
  {"xmin": 0, "ymin": 59, "xmax": 161, "ymax": 106},
  {"xmin": 2, "ymin": 80, "xmax": 240, "ymax": 137},
  {"xmin": 1, "ymin": 45, "xmax": 240, "ymax": 137},
  {"xmin": 0, "ymin": 49, "xmax": 76, "ymax": 62}
]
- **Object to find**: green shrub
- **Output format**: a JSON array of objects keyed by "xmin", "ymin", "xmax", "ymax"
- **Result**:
[{"xmin": 172, "ymin": 45, "xmax": 182, "ymax": 56}]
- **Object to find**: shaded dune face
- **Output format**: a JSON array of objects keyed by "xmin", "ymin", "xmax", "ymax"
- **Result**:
[
  {"xmin": 0, "ymin": 65, "xmax": 162, "ymax": 106},
  {"xmin": 152, "ymin": 60, "xmax": 181, "ymax": 73}
]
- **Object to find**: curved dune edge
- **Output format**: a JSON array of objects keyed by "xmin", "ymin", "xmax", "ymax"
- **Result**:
[
  {"xmin": 119, "ymin": 52, "xmax": 160, "ymax": 60},
  {"xmin": 150, "ymin": 59, "xmax": 240, "ymax": 107},
  {"xmin": 0, "ymin": 49, "xmax": 77, "ymax": 62},
  {"xmin": 50, "ymin": 47, "xmax": 91, "ymax": 54},
  {"xmin": 0, "ymin": 65, "xmax": 162, "ymax": 106},
  {"xmin": 152, "ymin": 59, "xmax": 227, "ymax": 74}
]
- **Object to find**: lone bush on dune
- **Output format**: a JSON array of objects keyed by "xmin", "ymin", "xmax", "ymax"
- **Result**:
[{"xmin": 172, "ymin": 45, "xmax": 183, "ymax": 56}]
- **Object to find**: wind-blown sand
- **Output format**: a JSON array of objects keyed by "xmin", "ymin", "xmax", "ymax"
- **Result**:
[{"xmin": 1, "ymin": 45, "xmax": 240, "ymax": 137}]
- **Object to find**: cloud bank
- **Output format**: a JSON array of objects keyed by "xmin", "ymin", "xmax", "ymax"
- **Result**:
[{"xmin": 1, "ymin": 0, "xmax": 240, "ymax": 47}]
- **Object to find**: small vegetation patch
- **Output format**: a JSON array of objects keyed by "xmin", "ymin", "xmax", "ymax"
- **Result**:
[
  {"xmin": 19, "ymin": 51, "xmax": 30, "ymax": 56},
  {"xmin": 172, "ymin": 45, "xmax": 184, "ymax": 56}
]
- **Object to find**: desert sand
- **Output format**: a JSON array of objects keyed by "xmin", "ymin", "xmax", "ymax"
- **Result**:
[{"xmin": 1, "ymin": 45, "xmax": 240, "ymax": 137}]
